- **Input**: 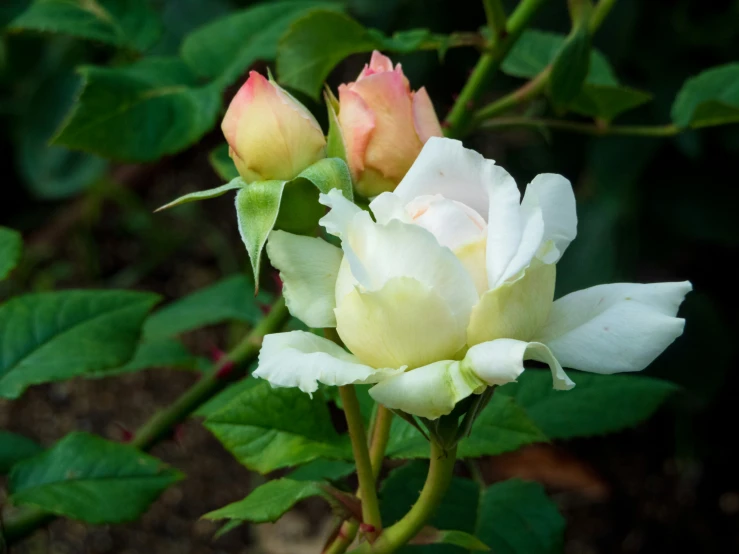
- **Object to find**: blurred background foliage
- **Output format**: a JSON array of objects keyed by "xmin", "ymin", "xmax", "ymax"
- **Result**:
[{"xmin": 1, "ymin": 0, "xmax": 738, "ymax": 552}]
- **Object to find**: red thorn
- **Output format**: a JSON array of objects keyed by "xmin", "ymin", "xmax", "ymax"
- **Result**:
[
  {"xmin": 271, "ymin": 271, "xmax": 283, "ymax": 293},
  {"xmin": 258, "ymin": 302, "xmax": 271, "ymax": 316},
  {"xmin": 215, "ymin": 360, "xmax": 236, "ymax": 380},
  {"xmin": 441, "ymin": 121, "xmax": 451, "ymax": 129},
  {"xmin": 338, "ymin": 528, "xmax": 349, "ymax": 540},
  {"xmin": 210, "ymin": 346, "xmax": 227, "ymax": 363},
  {"xmin": 115, "ymin": 422, "xmax": 134, "ymax": 443},
  {"xmin": 173, "ymin": 423, "xmax": 185, "ymax": 447},
  {"xmin": 359, "ymin": 523, "xmax": 376, "ymax": 534}
]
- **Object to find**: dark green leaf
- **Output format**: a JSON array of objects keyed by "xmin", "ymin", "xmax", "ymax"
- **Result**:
[
  {"xmin": 53, "ymin": 57, "xmax": 221, "ymax": 162},
  {"xmin": 209, "ymin": 143, "xmax": 239, "ymax": 181},
  {"xmin": 0, "ymin": 290, "xmax": 159, "ymax": 399},
  {"xmin": 194, "ymin": 372, "xmax": 257, "ymax": 418},
  {"xmin": 16, "ymin": 71, "xmax": 107, "ymax": 200},
  {"xmin": 502, "ymin": 29, "xmax": 616, "ymax": 86},
  {"xmin": 204, "ymin": 478, "xmax": 325, "ymax": 523},
  {"xmin": 498, "ymin": 370, "xmax": 678, "ymax": 439},
  {"xmin": 95, "ymin": 338, "xmax": 205, "ymax": 376},
  {"xmin": 570, "ymin": 84, "xmax": 652, "ymax": 121},
  {"xmin": 143, "ymin": 275, "xmax": 270, "ymax": 339},
  {"xmin": 181, "ymin": 1, "xmax": 342, "ymax": 87},
  {"xmin": 0, "ymin": 226, "xmax": 22, "ymax": 281},
  {"xmin": 0, "ymin": 431, "xmax": 43, "ymax": 473},
  {"xmin": 671, "ymin": 63, "xmax": 739, "ymax": 128},
  {"xmin": 9, "ymin": 0, "xmax": 162, "ymax": 52},
  {"xmin": 549, "ymin": 25, "xmax": 591, "ymax": 109},
  {"xmin": 277, "ymin": 10, "xmax": 380, "ymax": 99},
  {"xmin": 376, "ymin": 28, "xmax": 433, "ymax": 53},
  {"xmin": 289, "ymin": 459, "xmax": 355, "ymax": 482},
  {"xmin": 235, "ymin": 180, "xmax": 286, "ymax": 284},
  {"xmin": 475, "ymin": 479, "xmax": 565, "ymax": 554},
  {"xmin": 205, "ymin": 379, "xmax": 351, "ymax": 473},
  {"xmin": 9, "ymin": 432, "xmax": 182, "ymax": 523},
  {"xmin": 155, "ymin": 178, "xmax": 246, "ymax": 212}
]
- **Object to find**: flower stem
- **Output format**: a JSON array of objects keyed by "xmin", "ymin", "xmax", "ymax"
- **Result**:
[
  {"xmin": 482, "ymin": 0, "xmax": 507, "ymax": 40},
  {"xmin": 369, "ymin": 406, "xmax": 393, "ymax": 480},
  {"xmin": 480, "ymin": 117, "xmax": 680, "ymax": 137},
  {"xmin": 444, "ymin": 0, "xmax": 550, "ymax": 138},
  {"xmin": 1, "ymin": 297, "xmax": 289, "ymax": 545},
  {"xmin": 350, "ymin": 441, "xmax": 457, "ymax": 554},
  {"xmin": 339, "ymin": 385, "xmax": 383, "ymax": 541}
]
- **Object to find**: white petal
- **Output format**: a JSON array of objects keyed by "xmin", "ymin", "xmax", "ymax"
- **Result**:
[
  {"xmin": 369, "ymin": 360, "xmax": 483, "ymax": 419},
  {"xmin": 521, "ymin": 173, "xmax": 577, "ymax": 262},
  {"xmin": 484, "ymin": 165, "xmax": 546, "ymax": 288},
  {"xmin": 338, "ymin": 215, "xmax": 479, "ymax": 330},
  {"xmin": 393, "ymin": 137, "xmax": 494, "ymax": 218},
  {"xmin": 253, "ymin": 331, "xmax": 396, "ymax": 395},
  {"xmin": 404, "ymin": 194, "xmax": 487, "ymax": 251},
  {"xmin": 535, "ymin": 281, "xmax": 692, "ymax": 374},
  {"xmin": 266, "ymin": 231, "xmax": 343, "ymax": 328},
  {"xmin": 463, "ymin": 339, "xmax": 575, "ymax": 391},
  {"xmin": 369, "ymin": 192, "xmax": 412, "ymax": 224},
  {"xmin": 319, "ymin": 188, "xmax": 363, "ymax": 238}
]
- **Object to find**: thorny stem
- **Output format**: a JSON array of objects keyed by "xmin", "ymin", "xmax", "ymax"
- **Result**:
[{"xmin": 1, "ymin": 297, "xmax": 289, "ymax": 545}]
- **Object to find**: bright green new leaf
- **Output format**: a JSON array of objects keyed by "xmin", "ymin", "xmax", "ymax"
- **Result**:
[
  {"xmin": 671, "ymin": 63, "xmax": 739, "ymax": 128},
  {"xmin": 209, "ymin": 144, "xmax": 239, "ymax": 182},
  {"xmin": 143, "ymin": 275, "xmax": 270, "ymax": 339},
  {"xmin": 16, "ymin": 71, "xmax": 107, "ymax": 200},
  {"xmin": 204, "ymin": 478, "xmax": 325, "ymax": 523},
  {"xmin": 571, "ymin": 84, "xmax": 653, "ymax": 121},
  {"xmin": 549, "ymin": 25, "xmax": 592, "ymax": 109},
  {"xmin": 0, "ymin": 290, "xmax": 159, "ymax": 399},
  {"xmin": 9, "ymin": 0, "xmax": 162, "ymax": 52},
  {"xmin": 53, "ymin": 57, "xmax": 221, "ymax": 161},
  {"xmin": 0, "ymin": 431, "xmax": 43, "ymax": 473},
  {"xmin": 181, "ymin": 1, "xmax": 342, "ymax": 87},
  {"xmin": 205, "ymin": 379, "xmax": 351, "ymax": 473},
  {"xmin": 277, "ymin": 10, "xmax": 380, "ymax": 99},
  {"xmin": 475, "ymin": 479, "xmax": 565, "ymax": 554},
  {"xmin": 235, "ymin": 180, "xmax": 286, "ymax": 284},
  {"xmin": 155, "ymin": 178, "xmax": 246, "ymax": 212},
  {"xmin": 9, "ymin": 432, "xmax": 183, "ymax": 523},
  {"xmin": 95, "ymin": 338, "xmax": 205, "ymax": 376},
  {"xmin": 498, "ymin": 370, "xmax": 678, "ymax": 439},
  {"xmin": 0, "ymin": 226, "xmax": 22, "ymax": 281},
  {"xmin": 502, "ymin": 29, "xmax": 617, "ymax": 86}
]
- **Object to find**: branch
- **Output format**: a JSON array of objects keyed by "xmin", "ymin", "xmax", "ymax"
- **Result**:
[{"xmin": 481, "ymin": 117, "xmax": 680, "ymax": 137}]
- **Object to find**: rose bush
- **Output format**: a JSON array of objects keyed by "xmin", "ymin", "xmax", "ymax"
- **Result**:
[{"xmin": 254, "ymin": 137, "xmax": 691, "ymax": 418}]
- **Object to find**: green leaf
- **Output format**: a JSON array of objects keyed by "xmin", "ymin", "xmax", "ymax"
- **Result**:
[
  {"xmin": 294, "ymin": 157, "xmax": 353, "ymax": 201},
  {"xmin": 209, "ymin": 143, "xmax": 239, "ymax": 182},
  {"xmin": 155, "ymin": 178, "xmax": 246, "ymax": 212},
  {"xmin": 53, "ymin": 57, "xmax": 221, "ymax": 162},
  {"xmin": 289, "ymin": 459, "xmax": 355, "ymax": 482},
  {"xmin": 549, "ymin": 25, "xmax": 591, "ymax": 109},
  {"xmin": 194, "ymin": 372, "xmax": 257, "ymax": 418},
  {"xmin": 16, "ymin": 71, "xmax": 107, "ymax": 200},
  {"xmin": 0, "ymin": 226, "xmax": 22, "ymax": 281},
  {"xmin": 498, "ymin": 370, "xmax": 678, "ymax": 439},
  {"xmin": 0, "ymin": 431, "xmax": 43, "ymax": 473},
  {"xmin": 235, "ymin": 180, "xmax": 286, "ymax": 284},
  {"xmin": 142, "ymin": 275, "xmax": 270, "ymax": 339},
  {"xmin": 374, "ymin": 28, "xmax": 435, "ymax": 54},
  {"xmin": 96, "ymin": 338, "xmax": 205, "ymax": 376},
  {"xmin": 205, "ymin": 379, "xmax": 351, "ymax": 473},
  {"xmin": 570, "ymin": 84, "xmax": 652, "ymax": 121},
  {"xmin": 277, "ymin": 10, "xmax": 380, "ymax": 99},
  {"xmin": 181, "ymin": 1, "xmax": 342, "ymax": 87},
  {"xmin": 0, "ymin": 290, "xmax": 159, "ymax": 399},
  {"xmin": 204, "ymin": 478, "xmax": 325, "ymax": 523},
  {"xmin": 502, "ymin": 29, "xmax": 617, "ymax": 86},
  {"xmin": 9, "ymin": 432, "xmax": 183, "ymax": 523},
  {"xmin": 475, "ymin": 479, "xmax": 565, "ymax": 554},
  {"xmin": 411, "ymin": 529, "xmax": 490, "ymax": 551},
  {"xmin": 671, "ymin": 63, "xmax": 739, "ymax": 128},
  {"xmin": 9, "ymin": 0, "xmax": 162, "ymax": 52}
]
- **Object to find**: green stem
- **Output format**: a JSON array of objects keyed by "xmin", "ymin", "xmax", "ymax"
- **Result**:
[
  {"xmin": 482, "ymin": 0, "xmax": 507, "ymax": 39},
  {"xmin": 1, "ymin": 297, "xmax": 288, "ymax": 545},
  {"xmin": 444, "ymin": 0, "xmax": 550, "ymax": 138},
  {"xmin": 473, "ymin": 0, "xmax": 618, "ymax": 125},
  {"xmin": 481, "ymin": 117, "xmax": 680, "ymax": 137},
  {"xmin": 339, "ymin": 385, "xmax": 383, "ymax": 541},
  {"xmin": 369, "ymin": 406, "xmax": 393, "ymax": 480},
  {"xmin": 350, "ymin": 441, "xmax": 457, "ymax": 554}
]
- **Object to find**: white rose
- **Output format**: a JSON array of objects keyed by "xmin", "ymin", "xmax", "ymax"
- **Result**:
[{"xmin": 253, "ymin": 138, "xmax": 691, "ymax": 419}]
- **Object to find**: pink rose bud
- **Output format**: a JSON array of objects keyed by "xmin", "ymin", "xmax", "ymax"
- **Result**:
[
  {"xmin": 222, "ymin": 71, "xmax": 326, "ymax": 183},
  {"xmin": 338, "ymin": 51, "xmax": 443, "ymax": 197}
]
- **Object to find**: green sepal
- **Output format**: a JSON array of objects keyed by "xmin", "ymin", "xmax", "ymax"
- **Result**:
[{"xmin": 155, "ymin": 178, "xmax": 246, "ymax": 212}]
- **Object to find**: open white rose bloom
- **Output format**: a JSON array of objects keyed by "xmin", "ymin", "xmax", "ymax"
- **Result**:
[{"xmin": 253, "ymin": 138, "xmax": 691, "ymax": 419}]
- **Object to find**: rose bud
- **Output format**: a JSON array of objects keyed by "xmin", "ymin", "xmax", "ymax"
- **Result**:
[
  {"xmin": 222, "ymin": 71, "xmax": 326, "ymax": 183},
  {"xmin": 337, "ymin": 51, "xmax": 443, "ymax": 197}
]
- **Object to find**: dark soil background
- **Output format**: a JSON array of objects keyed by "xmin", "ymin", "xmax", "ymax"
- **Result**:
[{"xmin": 2, "ymin": 0, "xmax": 738, "ymax": 553}]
